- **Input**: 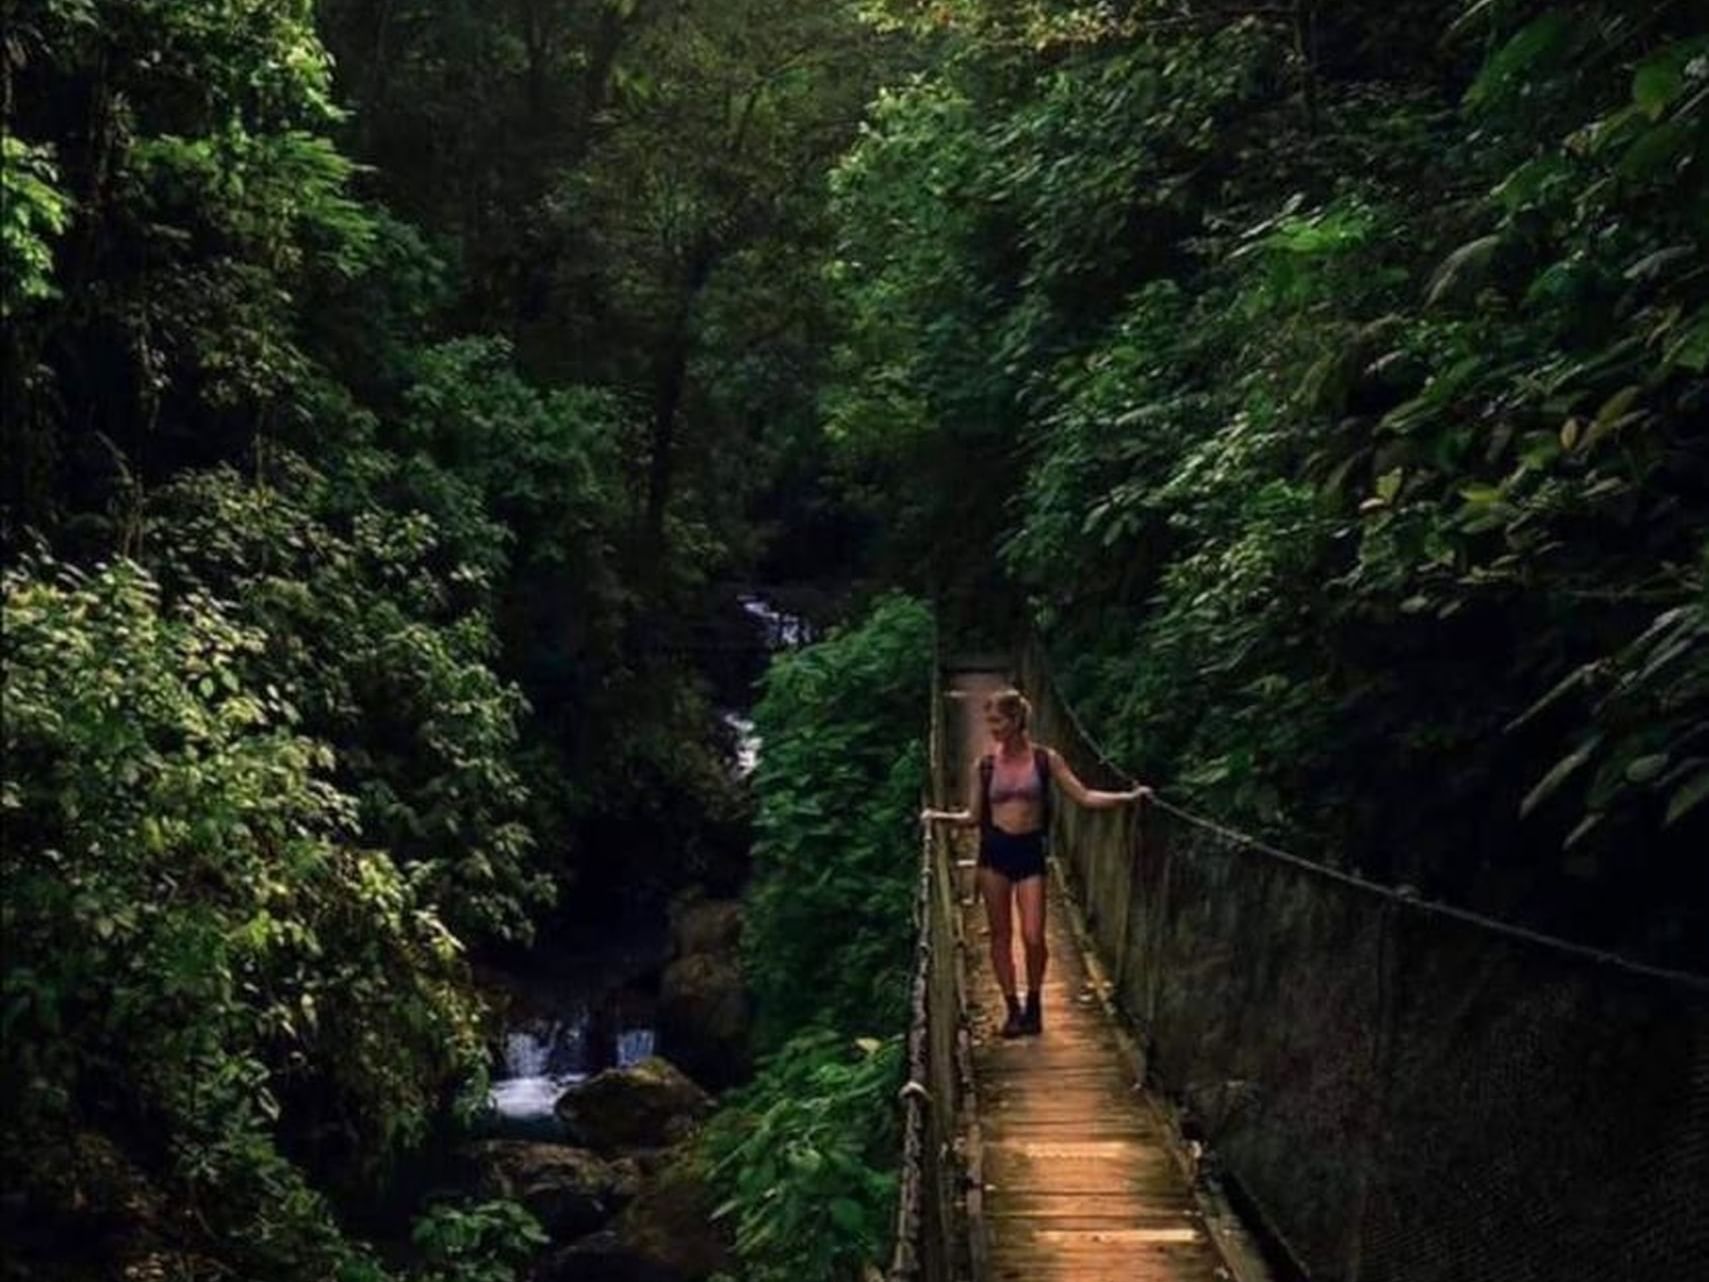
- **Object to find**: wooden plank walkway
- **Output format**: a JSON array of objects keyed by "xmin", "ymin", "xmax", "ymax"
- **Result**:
[{"xmin": 946, "ymin": 670, "xmax": 1235, "ymax": 1282}]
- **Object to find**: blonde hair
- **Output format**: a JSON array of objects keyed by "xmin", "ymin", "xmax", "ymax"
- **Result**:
[{"xmin": 984, "ymin": 687, "xmax": 1032, "ymax": 731}]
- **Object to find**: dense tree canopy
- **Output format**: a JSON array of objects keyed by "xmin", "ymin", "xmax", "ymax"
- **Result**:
[
  {"xmin": 2, "ymin": 0, "xmax": 885, "ymax": 1275},
  {"xmin": 824, "ymin": 0, "xmax": 1709, "ymax": 964},
  {"xmin": 3, "ymin": 0, "xmax": 1706, "ymax": 1277}
]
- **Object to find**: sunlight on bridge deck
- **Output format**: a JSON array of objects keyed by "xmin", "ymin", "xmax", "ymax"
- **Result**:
[{"xmin": 964, "ymin": 873, "xmax": 1233, "ymax": 1282}]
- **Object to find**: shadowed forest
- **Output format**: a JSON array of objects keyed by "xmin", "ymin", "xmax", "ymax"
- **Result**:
[{"xmin": 3, "ymin": 1, "xmax": 1705, "ymax": 1279}]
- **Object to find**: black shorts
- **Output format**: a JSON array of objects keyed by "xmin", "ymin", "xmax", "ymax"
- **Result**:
[{"xmin": 979, "ymin": 827, "xmax": 1047, "ymax": 882}]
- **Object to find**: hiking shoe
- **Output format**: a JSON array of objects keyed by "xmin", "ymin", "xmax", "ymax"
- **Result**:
[
  {"xmin": 999, "ymin": 995, "xmax": 1026, "ymax": 1039},
  {"xmin": 1021, "ymin": 992, "xmax": 1042, "ymax": 1036}
]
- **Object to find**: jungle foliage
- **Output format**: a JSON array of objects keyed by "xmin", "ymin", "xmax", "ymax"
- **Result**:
[
  {"xmin": 696, "ymin": 595, "xmax": 932, "ymax": 1282},
  {"xmin": 5, "ymin": 557, "xmax": 486, "ymax": 1279},
  {"xmin": 6, "ymin": 0, "xmax": 1708, "ymax": 1275},
  {"xmin": 825, "ymin": 0, "xmax": 1709, "ymax": 964},
  {"xmin": 1, "ymin": 0, "xmax": 887, "ymax": 1276}
]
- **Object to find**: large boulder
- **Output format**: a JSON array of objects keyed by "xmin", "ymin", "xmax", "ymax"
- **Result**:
[
  {"xmin": 613, "ymin": 1156, "xmax": 732, "ymax": 1281},
  {"xmin": 464, "ymin": 1141, "xmax": 633, "ymax": 1238},
  {"xmin": 656, "ymin": 952, "xmax": 750, "ymax": 1090},
  {"xmin": 670, "ymin": 898, "xmax": 744, "ymax": 959},
  {"xmin": 533, "ymin": 1230, "xmax": 677, "ymax": 1282},
  {"xmin": 554, "ymin": 1057, "xmax": 711, "ymax": 1153},
  {"xmin": 607, "ymin": 1153, "xmax": 649, "ymax": 1203},
  {"xmin": 532, "ymin": 1157, "xmax": 731, "ymax": 1282}
]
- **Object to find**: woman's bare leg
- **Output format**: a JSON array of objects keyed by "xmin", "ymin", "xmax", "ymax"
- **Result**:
[
  {"xmin": 978, "ymin": 866, "xmax": 1017, "ymax": 998},
  {"xmin": 1014, "ymin": 873, "xmax": 1048, "ymax": 994}
]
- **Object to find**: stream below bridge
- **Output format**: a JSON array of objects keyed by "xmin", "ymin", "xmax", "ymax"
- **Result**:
[{"xmin": 480, "ymin": 590, "xmax": 815, "ymax": 1134}]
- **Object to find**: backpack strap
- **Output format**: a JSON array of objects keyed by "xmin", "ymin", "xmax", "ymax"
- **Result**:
[{"xmin": 1034, "ymin": 746, "xmax": 1053, "ymax": 834}]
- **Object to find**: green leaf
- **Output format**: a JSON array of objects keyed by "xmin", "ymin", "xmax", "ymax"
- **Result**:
[
  {"xmin": 1622, "ymin": 245, "xmax": 1695, "ymax": 284},
  {"xmin": 1492, "ymin": 156, "xmax": 1566, "ymax": 211},
  {"xmin": 1521, "ymin": 736, "xmax": 1602, "ymax": 818},
  {"xmin": 1664, "ymin": 768, "xmax": 1709, "ymax": 827},
  {"xmin": 1466, "ymin": 14, "xmax": 1574, "ymax": 108},
  {"xmin": 1629, "ymin": 40, "xmax": 1708, "ymax": 121},
  {"xmin": 1619, "ymin": 121, "xmax": 1689, "ymax": 179},
  {"xmin": 1663, "ymin": 316, "xmax": 1709, "ymax": 373},
  {"xmin": 1633, "ymin": 59, "xmax": 1684, "ymax": 119},
  {"xmin": 1625, "ymin": 754, "xmax": 1669, "ymax": 785},
  {"xmin": 1563, "ymin": 813, "xmax": 1603, "ymax": 850},
  {"xmin": 1425, "ymin": 235, "xmax": 1501, "ymax": 306},
  {"xmin": 828, "ymin": 1197, "xmax": 866, "ymax": 1233},
  {"xmin": 1595, "ymin": 384, "xmax": 1642, "ymax": 426}
]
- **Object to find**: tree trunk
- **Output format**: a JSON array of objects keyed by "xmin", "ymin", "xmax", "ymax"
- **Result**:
[
  {"xmin": 640, "ymin": 234, "xmax": 719, "ymax": 554},
  {"xmin": 642, "ymin": 328, "xmax": 690, "ymax": 547}
]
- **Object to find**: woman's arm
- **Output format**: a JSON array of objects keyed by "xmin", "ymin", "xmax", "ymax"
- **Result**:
[
  {"xmin": 1045, "ymin": 747, "xmax": 1151, "ymax": 810},
  {"xmin": 920, "ymin": 805, "xmax": 975, "ymax": 826},
  {"xmin": 920, "ymin": 758, "xmax": 987, "ymax": 828}
]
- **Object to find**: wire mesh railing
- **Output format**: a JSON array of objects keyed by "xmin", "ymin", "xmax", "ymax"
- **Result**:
[{"xmin": 1018, "ymin": 635, "xmax": 1709, "ymax": 1281}]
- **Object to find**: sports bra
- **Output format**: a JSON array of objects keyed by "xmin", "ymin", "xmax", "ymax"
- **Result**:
[
  {"xmin": 979, "ymin": 748, "xmax": 1052, "ymax": 836},
  {"xmin": 988, "ymin": 752, "xmax": 1044, "ymax": 804}
]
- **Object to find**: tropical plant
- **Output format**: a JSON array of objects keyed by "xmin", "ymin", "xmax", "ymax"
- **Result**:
[
  {"xmin": 742, "ymin": 594, "xmax": 931, "ymax": 1046},
  {"xmin": 701, "ymin": 1031, "xmax": 902, "ymax": 1282},
  {"xmin": 2, "ymin": 557, "xmax": 485, "ymax": 1278},
  {"xmin": 698, "ymin": 593, "xmax": 931, "ymax": 1282},
  {"xmin": 822, "ymin": 0, "xmax": 1709, "ymax": 961}
]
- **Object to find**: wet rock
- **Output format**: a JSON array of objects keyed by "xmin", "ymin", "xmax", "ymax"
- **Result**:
[
  {"xmin": 608, "ymin": 1154, "xmax": 648, "ymax": 1206},
  {"xmin": 613, "ymin": 1156, "xmax": 733, "ymax": 1280},
  {"xmin": 533, "ymin": 1229, "xmax": 679, "ymax": 1282},
  {"xmin": 554, "ymin": 1057, "xmax": 711, "ymax": 1153},
  {"xmin": 670, "ymin": 898, "xmax": 744, "ymax": 959},
  {"xmin": 532, "ymin": 1158, "xmax": 731, "ymax": 1282},
  {"xmin": 465, "ymin": 1141, "xmax": 627, "ymax": 1238},
  {"xmin": 657, "ymin": 952, "xmax": 750, "ymax": 1090}
]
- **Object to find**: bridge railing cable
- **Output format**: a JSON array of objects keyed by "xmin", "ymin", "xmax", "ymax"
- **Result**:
[
  {"xmin": 1023, "ymin": 632, "xmax": 1709, "ymax": 992},
  {"xmin": 889, "ymin": 634, "xmax": 975, "ymax": 1282},
  {"xmin": 1018, "ymin": 629, "xmax": 1709, "ymax": 1282}
]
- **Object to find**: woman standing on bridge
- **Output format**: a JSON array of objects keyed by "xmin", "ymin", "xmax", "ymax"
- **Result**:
[{"xmin": 922, "ymin": 688, "xmax": 1149, "ymax": 1038}]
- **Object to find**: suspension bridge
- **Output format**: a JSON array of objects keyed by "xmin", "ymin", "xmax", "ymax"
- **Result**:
[{"xmin": 886, "ymin": 642, "xmax": 1709, "ymax": 1282}]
